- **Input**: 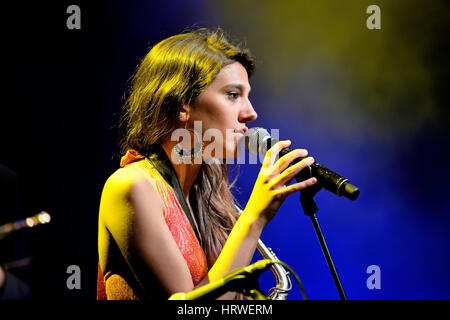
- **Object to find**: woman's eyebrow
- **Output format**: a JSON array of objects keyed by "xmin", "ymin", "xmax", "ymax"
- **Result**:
[{"xmin": 222, "ymin": 83, "xmax": 251, "ymax": 93}]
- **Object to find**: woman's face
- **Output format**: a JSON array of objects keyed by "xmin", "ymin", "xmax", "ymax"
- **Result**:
[{"xmin": 188, "ymin": 62, "xmax": 258, "ymax": 161}]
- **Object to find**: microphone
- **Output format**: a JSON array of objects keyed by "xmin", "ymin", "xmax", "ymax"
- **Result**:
[
  {"xmin": 169, "ymin": 259, "xmax": 275, "ymax": 300},
  {"xmin": 244, "ymin": 127, "xmax": 360, "ymax": 200}
]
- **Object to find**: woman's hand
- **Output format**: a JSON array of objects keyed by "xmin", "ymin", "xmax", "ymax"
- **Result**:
[
  {"xmin": 243, "ymin": 140, "xmax": 317, "ymax": 225},
  {"xmin": 209, "ymin": 140, "xmax": 316, "ymax": 288}
]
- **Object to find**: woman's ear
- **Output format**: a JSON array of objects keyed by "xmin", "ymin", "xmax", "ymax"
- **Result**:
[{"xmin": 179, "ymin": 104, "xmax": 190, "ymax": 123}]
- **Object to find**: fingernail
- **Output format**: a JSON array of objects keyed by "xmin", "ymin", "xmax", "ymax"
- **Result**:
[
  {"xmin": 312, "ymin": 177, "xmax": 317, "ymax": 183},
  {"xmin": 308, "ymin": 157, "xmax": 315, "ymax": 164}
]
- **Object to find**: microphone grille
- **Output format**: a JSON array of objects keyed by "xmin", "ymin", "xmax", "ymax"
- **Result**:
[{"xmin": 245, "ymin": 127, "xmax": 270, "ymax": 155}]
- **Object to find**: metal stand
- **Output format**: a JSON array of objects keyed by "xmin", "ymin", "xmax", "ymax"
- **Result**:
[{"xmin": 300, "ymin": 182, "xmax": 347, "ymax": 300}]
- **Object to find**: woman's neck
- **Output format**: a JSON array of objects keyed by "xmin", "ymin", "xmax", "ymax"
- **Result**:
[{"xmin": 161, "ymin": 140, "xmax": 202, "ymax": 199}]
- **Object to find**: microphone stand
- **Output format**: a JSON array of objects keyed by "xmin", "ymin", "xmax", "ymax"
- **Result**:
[{"xmin": 299, "ymin": 177, "xmax": 348, "ymax": 300}]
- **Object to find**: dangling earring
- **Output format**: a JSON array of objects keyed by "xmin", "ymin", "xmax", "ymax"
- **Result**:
[{"xmin": 172, "ymin": 125, "xmax": 204, "ymax": 164}]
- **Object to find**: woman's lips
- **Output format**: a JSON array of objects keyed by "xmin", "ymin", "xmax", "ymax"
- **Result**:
[
  {"xmin": 233, "ymin": 130, "xmax": 246, "ymax": 145},
  {"xmin": 233, "ymin": 129, "xmax": 245, "ymax": 138}
]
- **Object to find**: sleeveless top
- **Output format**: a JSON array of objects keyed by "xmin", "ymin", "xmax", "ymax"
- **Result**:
[{"xmin": 97, "ymin": 146, "xmax": 208, "ymax": 300}]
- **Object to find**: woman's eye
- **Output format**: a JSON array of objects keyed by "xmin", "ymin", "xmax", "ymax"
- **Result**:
[{"xmin": 227, "ymin": 92, "xmax": 239, "ymax": 100}]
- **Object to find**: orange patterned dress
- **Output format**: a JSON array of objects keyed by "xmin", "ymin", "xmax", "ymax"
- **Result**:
[{"xmin": 97, "ymin": 147, "xmax": 208, "ymax": 300}]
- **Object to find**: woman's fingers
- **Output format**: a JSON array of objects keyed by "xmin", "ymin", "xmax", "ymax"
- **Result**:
[
  {"xmin": 268, "ymin": 148, "xmax": 309, "ymax": 176},
  {"xmin": 276, "ymin": 177, "xmax": 318, "ymax": 198},
  {"xmin": 262, "ymin": 140, "xmax": 292, "ymax": 169},
  {"xmin": 247, "ymin": 142, "xmax": 317, "ymax": 224},
  {"xmin": 271, "ymin": 156, "xmax": 315, "ymax": 188}
]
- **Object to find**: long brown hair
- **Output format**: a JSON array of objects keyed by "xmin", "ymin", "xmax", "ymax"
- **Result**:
[{"xmin": 120, "ymin": 27, "xmax": 256, "ymax": 267}]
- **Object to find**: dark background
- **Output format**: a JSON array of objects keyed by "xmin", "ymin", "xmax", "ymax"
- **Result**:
[{"xmin": 1, "ymin": 1, "xmax": 449, "ymax": 300}]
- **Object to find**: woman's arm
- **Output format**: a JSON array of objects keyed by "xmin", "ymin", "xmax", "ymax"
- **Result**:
[
  {"xmin": 100, "ymin": 169, "xmax": 198, "ymax": 297},
  {"xmin": 129, "ymin": 179, "xmax": 199, "ymax": 294},
  {"xmin": 208, "ymin": 140, "xmax": 316, "ymax": 283}
]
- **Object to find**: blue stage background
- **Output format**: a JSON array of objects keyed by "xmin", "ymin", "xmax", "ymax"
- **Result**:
[{"xmin": 1, "ymin": 1, "xmax": 449, "ymax": 299}]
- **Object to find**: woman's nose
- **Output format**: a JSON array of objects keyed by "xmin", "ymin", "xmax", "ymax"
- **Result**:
[{"xmin": 239, "ymin": 100, "xmax": 258, "ymax": 124}]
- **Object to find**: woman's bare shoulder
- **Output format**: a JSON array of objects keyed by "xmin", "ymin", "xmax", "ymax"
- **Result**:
[
  {"xmin": 100, "ymin": 162, "xmax": 163, "ymax": 218},
  {"xmin": 103, "ymin": 163, "xmax": 154, "ymax": 194}
]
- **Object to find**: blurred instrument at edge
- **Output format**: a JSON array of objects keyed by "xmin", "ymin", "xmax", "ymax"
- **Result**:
[{"xmin": 0, "ymin": 211, "xmax": 51, "ymax": 240}]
